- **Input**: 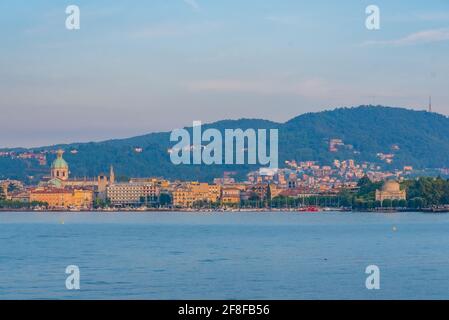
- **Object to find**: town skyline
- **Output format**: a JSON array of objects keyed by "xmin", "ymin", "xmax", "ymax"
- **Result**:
[{"xmin": 1, "ymin": 145, "xmax": 447, "ymax": 213}]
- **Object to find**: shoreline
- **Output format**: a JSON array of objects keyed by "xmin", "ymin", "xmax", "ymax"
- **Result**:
[{"xmin": 1, "ymin": 208, "xmax": 448, "ymax": 213}]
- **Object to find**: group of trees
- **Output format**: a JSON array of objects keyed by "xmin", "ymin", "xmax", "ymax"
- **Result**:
[
  {"xmin": 350, "ymin": 198, "xmax": 420, "ymax": 210},
  {"xmin": 138, "ymin": 193, "xmax": 172, "ymax": 208},
  {"xmin": 0, "ymin": 199, "xmax": 47, "ymax": 209},
  {"xmin": 402, "ymin": 177, "xmax": 449, "ymax": 206}
]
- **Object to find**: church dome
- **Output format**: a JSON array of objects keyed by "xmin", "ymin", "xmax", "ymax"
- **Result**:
[
  {"xmin": 382, "ymin": 180, "xmax": 400, "ymax": 192},
  {"xmin": 51, "ymin": 149, "xmax": 68, "ymax": 169}
]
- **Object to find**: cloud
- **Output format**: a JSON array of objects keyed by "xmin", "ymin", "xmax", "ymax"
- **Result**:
[
  {"xmin": 185, "ymin": 78, "xmax": 432, "ymax": 106},
  {"xmin": 183, "ymin": 0, "xmax": 200, "ymax": 11},
  {"xmin": 186, "ymin": 78, "xmax": 345, "ymax": 98},
  {"xmin": 362, "ymin": 28, "xmax": 449, "ymax": 46}
]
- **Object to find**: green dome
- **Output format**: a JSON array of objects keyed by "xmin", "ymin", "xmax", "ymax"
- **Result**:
[
  {"xmin": 47, "ymin": 178, "xmax": 63, "ymax": 188},
  {"xmin": 51, "ymin": 150, "xmax": 68, "ymax": 169},
  {"xmin": 52, "ymin": 158, "xmax": 68, "ymax": 169}
]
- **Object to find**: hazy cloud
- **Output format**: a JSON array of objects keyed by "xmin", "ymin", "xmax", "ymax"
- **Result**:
[
  {"xmin": 362, "ymin": 28, "xmax": 449, "ymax": 46},
  {"xmin": 186, "ymin": 78, "xmax": 347, "ymax": 98},
  {"xmin": 185, "ymin": 77, "xmax": 431, "ymax": 104}
]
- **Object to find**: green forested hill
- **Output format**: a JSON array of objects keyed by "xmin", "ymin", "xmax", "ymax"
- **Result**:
[
  {"xmin": 2, "ymin": 106, "xmax": 449, "ymax": 182},
  {"xmin": 281, "ymin": 106, "xmax": 449, "ymax": 168}
]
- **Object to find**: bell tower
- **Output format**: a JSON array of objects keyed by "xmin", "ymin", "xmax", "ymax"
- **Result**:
[{"xmin": 110, "ymin": 165, "xmax": 115, "ymax": 185}]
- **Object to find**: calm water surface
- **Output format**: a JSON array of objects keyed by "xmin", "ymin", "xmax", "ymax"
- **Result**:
[{"xmin": 0, "ymin": 211, "xmax": 448, "ymax": 299}]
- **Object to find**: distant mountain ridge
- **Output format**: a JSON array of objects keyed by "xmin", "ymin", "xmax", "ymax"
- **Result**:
[{"xmin": 2, "ymin": 105, "xmax": 449, "ymax": 182}]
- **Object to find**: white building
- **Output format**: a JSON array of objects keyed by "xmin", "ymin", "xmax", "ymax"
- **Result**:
[{"xmin": 106, "ymin": 182, "xmax": 160, "ymax": 206}]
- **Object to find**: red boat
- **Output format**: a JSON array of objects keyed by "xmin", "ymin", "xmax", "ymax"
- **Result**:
[{"xmin": 298, "ymin": 206, "xmax": 320, "ymax": 212}]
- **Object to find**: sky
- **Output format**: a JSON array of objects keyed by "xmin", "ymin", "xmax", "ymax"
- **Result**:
[{"xmin": 1, "ymin": 0, "xmax": 449, "ymax": 148}]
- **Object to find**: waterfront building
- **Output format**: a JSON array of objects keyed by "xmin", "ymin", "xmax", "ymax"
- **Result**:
[
  {"xmin": 106, "ymin": 182, "xmax": 160, "ymax": 206},
  {"xmin": 0, "ymin": 183, "xmax": 7, "ymax": 199},
  {"xmin": 30, "ymin": 187, "xmax": 93, "ymax": 209},
  {"xmin": 249, "ymin": 183, "xmax": 270, "ymax": 201},
  {"xmin": 172, "ymin": 188, "xmax": 196, "ymax": 207},
  {"xmin": 8, "ymin": 190, "xmax": 31, "ymax": 203},
  {"xmin": 172, "ymin": 182, "xmax": 221, "ymax": 207},
  {"xmin": 207, "ymin": 183, "xmax": 222, "ymax": 202},
  {"xmin": 221, "ymin": 187, "xmax": 241, "ymax": 205},
  {"xmin": 375, "ymin": 180, "xmax": 406, "ymax": 202}
]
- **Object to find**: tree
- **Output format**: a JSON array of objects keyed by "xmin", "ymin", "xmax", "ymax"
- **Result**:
[
  {"xmin": 405, "ymin": 177, "xmax": 449, "ymax": 206},
  {"xmin": 355, "ymin": 176, "xmax": 382, "ymax": 202},
  {"xmin": 338, "ymin": 190, "xmax": 353, "ymax": 207},
  {"xmin": 382, "ymin": 199, "xmax": 392, "ymax": 208},
  {"xmin": 248, "ymin": 192, "xmax": 260, "ymax": 202},
  {"xmin": 94, "ymin": 198, "xmax": 111, "ymax": 209},
  {"xmin": 159, "ymin": 193, "xmax": 172, "ymax": 206},
  {"xmin": 410, "ymin": 197, "xmax": 424, "ymax": 209}
]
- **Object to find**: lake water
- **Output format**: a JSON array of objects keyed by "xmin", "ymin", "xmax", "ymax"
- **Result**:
[{"xmin": 0, "ymin": 211, "xmax": 448, "ymax": 299}]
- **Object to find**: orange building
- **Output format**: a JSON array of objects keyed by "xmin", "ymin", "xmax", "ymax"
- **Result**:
[
  {"xmin": 221, "ymin": 187, "xmax": 241, "ymax": 205},
  {"xmin": 172, "ymin": 182, "xmax": 221, "ymax": 207},
  {"xmin": 30, "ymin": 188, "xmax": 93, "ymax": 209}
]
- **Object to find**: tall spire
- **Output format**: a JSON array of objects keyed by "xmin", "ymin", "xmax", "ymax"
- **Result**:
[
  {"xmin": 110, "ymin": 165, "xmax": 115, "ymax": 184},
  {"xmin": 428, "ymin": 95, "xmax": 432, "ymax": 113}
]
